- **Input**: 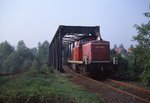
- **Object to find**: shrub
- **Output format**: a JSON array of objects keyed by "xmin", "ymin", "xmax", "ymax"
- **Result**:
[{"xmin": 140, "ymin": 68, "xmax": 150, "ymax": 86}]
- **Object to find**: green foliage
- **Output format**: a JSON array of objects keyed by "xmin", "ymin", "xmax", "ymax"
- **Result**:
[
  {"xmin": 37, "ymin": 41, "xmax": 49, "ymax": 64},
  {"xmin": 30, "ymin": 58, "xmax": 40, "ymax": 72},
  {"xmin": 17, "ymin": 40, "xmax": 27, "ymax": 50},
  {"xmin": 40, "ymin": 64, "xmax": 54, "ymax": 74},
  {"xmin": 117, "ymin": 54, "xmax": 127, "ymax": 64},
  {"xmin": 0, "ymin": 40, "xmax": 50, "ymax": 73},
  {"xmin": 2, "ymin": 41, "xmax": 34, "ymax": 73},
  {"xmin": 0, "ymin": 41, "xmax": 14, "ymax": 56},
  {"xmin": 133, "ymin": 22, "xmax": 150, "ymax": 48},
  {"xmin": 133, "ymin": 12, "xmax": 150, "ymax": 85},
  {"xmin": 0, "ymin": 41, "xmax": 14, "ymax": 73},
  {"xmin": 126, "ymin": 54, "xmax": 136, "ymax": 80},
  {"xmin": 21, "ymin": 60, "xmax": 33, "ymax": 71},
  {"xmin": 140, "ymin": 68, "xmax": 150, "ymax": 86},
  {"xmin": 0, "ymin": 72, "xmax": 102, "ymax": 103},
  {"xmin": 144, "ymin": 12, "xmax": 150, "ymax": 18},
  {"xmin": 30, "ymin": 47, "xmax": 38, "ymax": 56}
]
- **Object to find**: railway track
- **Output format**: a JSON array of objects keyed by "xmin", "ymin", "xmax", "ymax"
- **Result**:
[
  {"xmin": 102, "ymin": 79, "xmax": 150, "ymax": 102},
  {"xmin": 64, "ymin": 67, "xmax": 150, "ymax": 103}
]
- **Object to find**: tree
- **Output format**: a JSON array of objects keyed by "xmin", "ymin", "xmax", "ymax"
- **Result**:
[
  {"xmin": 31, "ymin": 47, "xmax": 38, "ymax": 56},
  {"xmin": 113, "ymin": 44, "xmax": 117, "ymax": 49},
  {"xmin": 133, "ymin": 12, "xmax": 150, "ymax": 85},
  {"xmin": 30, "ymin": 58, "xmax": 40, "ymax": 72},
  {"xmin": 2, "ymin": 41, "xmax": 34, "ymax": 73},
  {"xmin": 17, "ymin": 40, "xmax": 27, "ymax": 50},
  {"xmin": 0, "ymin": 41, "xmax": 14, "ymax": 73},
  {"xmin": 119, "ymin": 43, "xmax": 125, "ymax": 50},
  {"xmin": 129, "ymin": 45, "xmax": 134, "ymax": 51},
  {"xmin": 37, "ymin": 41, "xmax": 49, "ymax": 65}
]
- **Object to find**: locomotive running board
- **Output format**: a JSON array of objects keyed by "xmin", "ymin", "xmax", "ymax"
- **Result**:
[
  {"xmin": 91, "ymin": 61, "xmax": 111, "ymax": 63},
  {"xmin": 68, "ymin": 60, "xmax": 111, "ymax": 64},
  {"xmin": 68, "ymin": 60, "xmax": 83, "ymax": 64}
]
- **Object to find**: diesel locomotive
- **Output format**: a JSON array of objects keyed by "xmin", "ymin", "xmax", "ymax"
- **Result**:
[{"xmin": 67, "ymin": 34, "xmax": 111, "ymax": 79}]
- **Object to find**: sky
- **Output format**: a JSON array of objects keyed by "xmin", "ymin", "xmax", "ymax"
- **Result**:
[{"xmin": 0, "ymin": 0, "xmax": 149, "ymax": 49}]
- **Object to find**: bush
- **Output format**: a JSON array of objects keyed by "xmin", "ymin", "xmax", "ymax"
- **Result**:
[
  {"xmin": 140, "ymin": 68, "xmax": 150, "ymax": 86},
  {"xmin": 40, "ymin": 64, "xmax": 54, "ymax": 74},
  {"xmin": 30, "ymin": 59, "xmax": 40, "ymax": 72}
]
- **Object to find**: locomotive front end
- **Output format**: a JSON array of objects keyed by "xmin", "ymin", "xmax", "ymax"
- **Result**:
[{"xmin": 83, "ymin": 40, "xmax": 110, "ymax": 64}]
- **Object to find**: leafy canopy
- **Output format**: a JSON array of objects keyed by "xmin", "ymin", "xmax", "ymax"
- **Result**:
[{"xmin": 133, "ymin": 12, "xmax": 150, "ymax": 85}]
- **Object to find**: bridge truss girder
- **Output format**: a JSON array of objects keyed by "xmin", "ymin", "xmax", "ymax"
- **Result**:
[{"xmin": 49, "ymin": 25, "xmax": 100, "ymax": 72}]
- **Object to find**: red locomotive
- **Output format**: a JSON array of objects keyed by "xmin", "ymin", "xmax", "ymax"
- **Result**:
[{"xmin": 68, "ymin": 34, "xmax": 111, "ymax": 79}]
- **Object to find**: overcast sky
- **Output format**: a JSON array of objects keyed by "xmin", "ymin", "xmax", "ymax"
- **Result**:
[{"xmin": 0, "ymin": 0, "xmax": 149, "ymax": 48}]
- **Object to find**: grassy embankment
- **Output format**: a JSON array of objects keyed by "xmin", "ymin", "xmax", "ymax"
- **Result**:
[{"xmin": 0, "ymin": 70, "xmax": 102, "ymax": 103}]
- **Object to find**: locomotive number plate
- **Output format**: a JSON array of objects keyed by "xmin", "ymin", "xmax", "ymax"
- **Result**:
[
  {"xmin": 96, "ymin": 46, "xmax": 105, "ymax": 48},
  {"xmin": 100, "ymin": 46, "xmax": 105, "ymax": 48}
]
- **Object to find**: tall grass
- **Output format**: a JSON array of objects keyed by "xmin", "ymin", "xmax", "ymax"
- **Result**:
[{"xmin": 0, "ymin": 71, "xmax": 102, "ymax": 103}]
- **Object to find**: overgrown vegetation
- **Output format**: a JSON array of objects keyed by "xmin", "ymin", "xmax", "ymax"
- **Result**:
[
  {"xmin": 0, "ymin": 71, "xmax": 102, "ymax": 103},
  {"xmin": 111, "ymin": 11, "xmax": 150, "ymax": 86},
  {"xmin": 133, "ymin": 12, "xmax": 150, "ymax": 86},
  {"xmin": 0, "ymin": 40, "xmax": 49, "ymax": 73}
]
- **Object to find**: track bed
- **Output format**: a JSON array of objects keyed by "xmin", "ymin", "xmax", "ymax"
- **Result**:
[{"xmin": 63, "ymin": 67, "xmax": 150, "ymax": 103}]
